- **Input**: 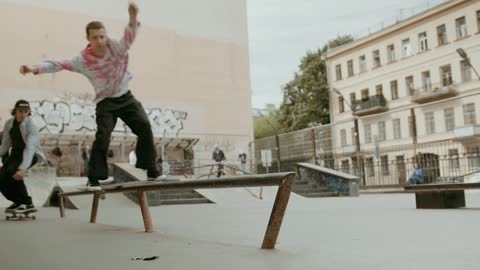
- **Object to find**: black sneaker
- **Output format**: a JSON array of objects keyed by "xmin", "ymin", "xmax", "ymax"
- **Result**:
[
  {"xmin": 80, "ymin": 178, "xmax": 102, "ymax": 191},
  {"xmin": 13, "ymin": 204, "xmax": 37, "ymax": 213},
  {"xmin": 147, "ymin": 168, "xmax": 161, "ymax": 181},
  {"xmin": 5, "ymin": 203, "xmax": 20, "ymax": 213},
  {"xmin": 86, "ymin": 181, "xmax": 102, "ymax": 191}
]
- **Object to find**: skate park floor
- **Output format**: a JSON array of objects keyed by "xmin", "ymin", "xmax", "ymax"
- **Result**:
[{"xmin": 1, "ymin": 181, "xmax": 480, "ymax": 270}]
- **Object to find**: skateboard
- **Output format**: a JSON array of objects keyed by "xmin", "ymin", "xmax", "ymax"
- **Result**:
[{"xmin": 5, "ymin": 209, "xmax": 37, "ymax": 221}]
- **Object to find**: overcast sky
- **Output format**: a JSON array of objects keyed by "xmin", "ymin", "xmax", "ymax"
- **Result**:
[{"xmin": 247, "ymin": 0, "xmax": 448, "ymax": 109}]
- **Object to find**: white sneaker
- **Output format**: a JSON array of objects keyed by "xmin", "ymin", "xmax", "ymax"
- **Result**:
[{"xmin": 78, "ymin": 183, "xmax": 102, "ymax": 191}]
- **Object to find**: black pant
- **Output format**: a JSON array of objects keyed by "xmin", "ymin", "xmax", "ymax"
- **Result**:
[
  {"xmin": 0, "ymin": 155, "xmax": 37, "ymax": 205},
  {"xmin": 88, "ymin": 92, "xmax": 157, "ymax": 181}
]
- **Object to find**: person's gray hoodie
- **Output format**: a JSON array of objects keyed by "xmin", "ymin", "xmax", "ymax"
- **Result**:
[{"xmin": 0, "ymin": 117, "xmax": 46, "ymax": 171}]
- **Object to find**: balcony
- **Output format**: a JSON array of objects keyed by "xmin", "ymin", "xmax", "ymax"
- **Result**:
[
  {"xmin": 341, "ymin": 145, "xmax": 356, "ymax": 154},
  {"xmin": 352, "ymin": 95, "xmax": 388, "ymax": 117},
  {"xmin": 411, "ymin": 82, "xmax": 458, "ymax": 104},
  {"xmin": 453, "ymin": 124, "xmax": 480, "ymax": 142}
]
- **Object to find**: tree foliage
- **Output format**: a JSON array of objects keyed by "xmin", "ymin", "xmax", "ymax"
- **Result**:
[
  {"xmin": 253, "ymin": 111, "xmax": 283, "ymax": 139},
  {"xmin": 277, "ymin": 35, "xmax": 354, "ymax": 132}
]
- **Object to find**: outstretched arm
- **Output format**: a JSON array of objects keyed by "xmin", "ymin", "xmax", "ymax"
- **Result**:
[
  {"xmin": 20, "ymin": 55, "xmax": 82, "ymax": 75},
  {"xmin": 129, "ymin": 2, "xmax": 139, "ymax": 27},
  {"xmin": 115, "ymin": 2, "xmax": 140, "ymax": 53}
]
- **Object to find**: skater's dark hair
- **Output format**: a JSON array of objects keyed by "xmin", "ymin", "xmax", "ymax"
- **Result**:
[
  {"xmin": 86, "ymin": 21, "xmax": 105, "ymax": 36},
  {"xmin": 11, "ymin": 99, "xmax": 31, "ymax": 116}
]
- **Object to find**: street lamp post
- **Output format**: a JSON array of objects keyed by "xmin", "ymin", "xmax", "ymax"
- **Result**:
[
  {"xmin": 457, "ymin": 48, "xmax": 480, "ymax": 80},
  {"xmin": 333, "ymin": 88, "xmax": 365, "ymax": 186}
]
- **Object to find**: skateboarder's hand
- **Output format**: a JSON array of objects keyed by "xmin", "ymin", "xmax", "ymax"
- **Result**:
[
  {"xmin": 19, "ymin": 65, "xmax": 39, "ymax": 75},
  {"xmin": 13, "ymin": 170, "xmax": 26, "ymax": 181},
  {"xmin": 128, "ymin": 2, "xmax": 139, "ymax": 20}
]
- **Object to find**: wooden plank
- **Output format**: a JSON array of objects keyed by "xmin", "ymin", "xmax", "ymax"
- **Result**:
[
  {"xmin": 261, "ymin": 174, "xmax": 294, "ymax": 249},
  {"xmin": 59, "ymin": 173, "xmax": 295, "ymax": 197},
  {"xmin": 138, "ymin": 191, "xmax": 153, "ymax": 233},
  {"xmin": 90, "ymin": 193, "xmax": 101, "ymax": 223},
  {"xmin": 405, "ymin": 182, "xmax": 480, "ymax": 192}
]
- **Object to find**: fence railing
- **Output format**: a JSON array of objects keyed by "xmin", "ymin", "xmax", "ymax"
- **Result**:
[{"xmin": 254, "ymin": 125, "xmax": 480, "ymax": 187}]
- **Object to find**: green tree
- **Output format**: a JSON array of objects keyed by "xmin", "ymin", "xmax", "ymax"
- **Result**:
[
  {"xmin": 278, "ymin": 35, "xmax": 353, "ymax": 132},
  {"xmin": 253, "ymin": 110, "xmax": 283, "ymax": 139}
]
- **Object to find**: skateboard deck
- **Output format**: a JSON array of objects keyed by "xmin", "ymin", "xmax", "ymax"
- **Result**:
[{"xmin": 6, "ymin": 209, "xmax": 37, "ymax": 221}]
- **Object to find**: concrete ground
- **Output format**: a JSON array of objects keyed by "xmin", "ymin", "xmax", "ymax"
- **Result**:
[{"xmin": 1, "ymin": 184, "xmax": 480, "ymax": 270}]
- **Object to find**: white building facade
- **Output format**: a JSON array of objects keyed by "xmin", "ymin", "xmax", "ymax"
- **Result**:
[{"xmin": 326, "ymin": 0, "xmax": 480, "ymax": 186}]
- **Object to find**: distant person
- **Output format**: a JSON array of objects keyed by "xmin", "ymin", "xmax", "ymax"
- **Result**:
[
  {"xmin": 0, "ymin": 100, "xmax": 46, "ymax": 213},
  {"xmin": 81, "ymin": 143, "xmax": 91, "ymax": 176},
  {"xmin": 212, "ymin": 144, "xmax": 226, "ymax": 178},
  {"xmin": 238, "ymin": 152, "xmax": 247, "ymax": 173},
  {"xmin": 129, "ymin": 149, "xmax": 137, "ymax": 166},
  {"xmin": 408, "ymin": 163, "xmax": 424, "ymax": 185}
]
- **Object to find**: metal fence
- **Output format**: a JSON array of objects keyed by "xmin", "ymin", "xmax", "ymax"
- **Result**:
[{"xmin": 253, "ymin": 123, "xmax": 480, "ymax": 187}]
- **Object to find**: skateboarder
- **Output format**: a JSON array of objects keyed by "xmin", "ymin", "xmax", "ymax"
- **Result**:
[
  {"xmin": 19, "ymin": 2, "xmax": 162, "ymax": 191},
  {"xmin": 0, "ymin": 100, "xmax": 46, "ymax": 213},
  {"xmin": 212, "ymin": 145, "xmax": 226, "ymax": 178}
]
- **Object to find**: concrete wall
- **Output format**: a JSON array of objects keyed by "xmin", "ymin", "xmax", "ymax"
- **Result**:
[{"xmin": 0, "ymin": 0, "xmax": 253, "ymax": 168}]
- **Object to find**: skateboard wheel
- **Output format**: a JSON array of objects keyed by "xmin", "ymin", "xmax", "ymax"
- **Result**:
[{"xmin": 32, "ymin": 216, "xmax": 36, "ymax": 220}]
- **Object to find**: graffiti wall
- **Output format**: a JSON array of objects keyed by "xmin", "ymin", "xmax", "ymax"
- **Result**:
[{"xmin": 29, "ymin": 98, "xmax": 188, "ymax": 137}]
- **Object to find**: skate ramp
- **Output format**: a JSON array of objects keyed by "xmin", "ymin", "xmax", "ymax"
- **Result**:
[{"xmin": 0, "ymin": 166, "xmax": 57, "ymax": 208}]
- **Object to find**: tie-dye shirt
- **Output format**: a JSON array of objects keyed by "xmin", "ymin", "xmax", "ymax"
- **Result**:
[{"xmin": 36, "ymin": 22, "xmax": 140, "ymax": 103}]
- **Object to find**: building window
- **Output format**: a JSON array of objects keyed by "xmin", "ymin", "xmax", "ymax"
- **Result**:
[
  {"xmin": 437, "ymin": 24, "xmax": 448, "ymax": 46},
  {"xmin": 364, "ymin": 124, "xmax": 372, "ymax": 144},
  {"xmin": 468, "ymin": 147, "xmax": 480, "ymax": 170},
  {"xmin": 366, "ymin": 157, "xmax": 375, "ymax": 177},
  {"xmin": 372, "ymin": 50, "xmax": 381, "ymax": 68},
  {"xmin": 359, "ymin": 55, "xmax": 367, "ymax": 73},
  {"xmin": 477, "ymin": 10, "xmax": 480, "ymax": 33},
  {"xmin": 425, "ymin": 112, "xmax": 435, "ymax": 135},
  {"xmin": 402, "ymin": 38, "xmax": 412, "ymax": 57},
  {"xmin": 338, "ymin": 97, "xmax": 345, "ymax": 113},
  {"xmin": 335, "ymin": 64, "xmax": 342, "ymax": 80},
  {"xmin": 418, "ymin": 32, "xmax": 428, "ymax": 52},
  {"xmin": 444, "ymin": 108, "xmax": 455, "ymax": 131},
  {"xmin": 393, "ymin": 119, "xmax": 401, "ymax": 139},
  {"xmin": 378, "ymin": 121, "xmax": 386, "ymax": 141},
  {"xmin": 463, "ymin": 103, "xmax": 477, "ymax": 125},
  {"xmin": 449, "ymin": 149, "xmax": 460, "ymax": 170},
  {"xmin": 456, "ymin": 16, "xmax": 467, "ymax": 39},
  {"xmin": 461, "ymin": 60, "xmax": 472, "ymax": 82},
  {"xmin": 361, "ymin": 89, "xmax": 369, "ymax": 101},
  {"xmin": 390, "ymin": 80, "xmax": 398, "ymax": 100},
  {"xmin": 375, "ymin": 84, "xmax": 383, "ymax": 96},
  {"xmin": 340, "ymin": 129, "xmax": 347, "ymax": 146},
  {"xmin": 350, "ymin": 92, "xmax": 356, "ymax": 105},
  {"xmin": 421, "ymin": 71, "xmax": 432, "ymax": 92},
  {"xmin": 341, "ymin": 160, "xmax": 350, "ymax": 174},
  {"xmin": 387, "ymin": 44, "xmax": 395, "ymax": 63},
  {"xmin": 405, "ymin": 76, "xmax": 414, "ymax": 96},
  {"xmin": 347, "ymin": 60, "xmax": 354, "ymax": 77},
  {"xmin": 440, "ymin": 65, "xmax": 453, "ymax": 86},
  {"xmin": 381, "ymin": 155, "xmax": 389, "ymax": 176}
]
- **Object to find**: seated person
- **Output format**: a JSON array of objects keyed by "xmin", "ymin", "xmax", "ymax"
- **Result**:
[{"xmin": 408, "ymin": 164, "xmax": 424, "ymax": 185}]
